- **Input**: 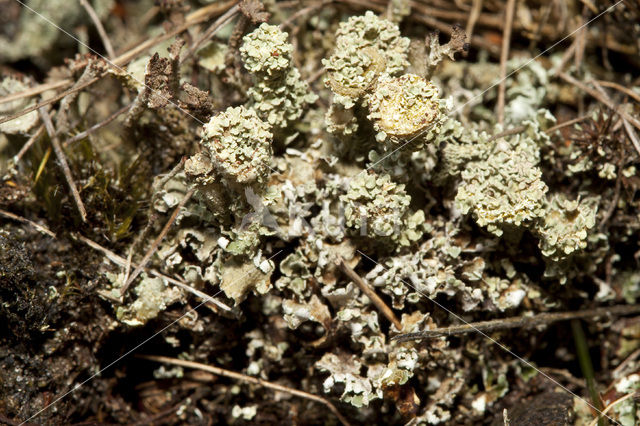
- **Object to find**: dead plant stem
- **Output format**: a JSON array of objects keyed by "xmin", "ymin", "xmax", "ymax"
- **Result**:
[
  {"xmin": 38, "ymin": 107, "xmax": 88, "ymax": 222},
  {"xmin": 497, "ymin": 0, "xmax": 516, "ymax": 125},
  {"xmin": 337, "ymin": 257, "xmax": 403, "ymax": 330},
  {"xmin": 137, "ymin": 354, "xmax": 351, "ymax": 426},
  {"xmin": 394, "ymin": 304, "xmax": 640, "ymax": 342}
]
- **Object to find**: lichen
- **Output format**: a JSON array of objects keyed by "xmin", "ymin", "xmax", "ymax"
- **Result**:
[
  {"xmin": 455, "ymin": 144, "xmax": 548, "ymax": 237},
  {"xmin": 113, "ymin": 274, "xmax": 183, "ymax": 327},
  {"xmin": 340, "ymin": 171, "xmax": 426, "ymax": 246},
  {"xmin": 188, "ymin": 105, "xmax": 273, "ymax": 187},
  {"xmin": 0, "ymin": 76, "xmax": 39, "ymax": 134},
  {"xmin": 536, "ymin": 194, "xmax": 599, "ymax": 261},
  {"xmin": 316, "ymin": 352, "xmax": 383, "ymax": 407},
  {"xmin": 324, "ymin": 11, "xmax": 409, "ymax": 93},
  {"xmin": 240, "ymin": 23, "xmax": 318, "ymax": 132},
  {"xmin": 367, "ymin": 73, "xmax": 445, "ymax": 145}
]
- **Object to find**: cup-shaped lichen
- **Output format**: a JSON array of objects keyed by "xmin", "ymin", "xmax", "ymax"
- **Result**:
[
  {"xmin": 323, "ymin": 11, "xmax": 409, "ymax": 98},
  {"xmin": 341, "ymin": 172, "xmax": 411, "ymax": 240},
  {"xmin": 240, "ymin": 23, "xmax": 317, "ymax": 131},
  {"xmin": 536, "ymin": 194, "xmax": 598, "ymax": 261},
  {"xmin": 195, "ymin": 106, "xmax": 273, "ymax": 186},
  {"xmin": 240, "ymin": 23, "xmax": 293, "ymax": 77},
  {"xmin": 456, "ymin": 148, "xmax": 548, "ymax": 237},
  {"xmin": 368, "ymin": 73, "xmax": 443, "ymax": 144}
]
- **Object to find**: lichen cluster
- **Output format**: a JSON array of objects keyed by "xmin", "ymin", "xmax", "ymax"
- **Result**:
[
  {"xmin": 240, "ymin": 23, "xmax": 318, "ymax": 132},
  {"xmin": 120, "ymin": 11, "xmax": 626, "ymax": 420},
  {"xmin": 4, "ymin": 4, "xmax": 637, "ymax": 425},
  {"xmin": 187, "ymin": 105, "xmax": 273, "ymax": 186}
]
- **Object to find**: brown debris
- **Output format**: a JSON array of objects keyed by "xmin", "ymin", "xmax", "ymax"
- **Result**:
[{"xmin": 239, "ymin": 0, "xmax": 270, "ymax": 25}]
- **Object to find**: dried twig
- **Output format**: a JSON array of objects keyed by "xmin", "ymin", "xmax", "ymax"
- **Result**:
[
  {"xmin": 0, "ymin": 79, "xmax": 71, "ymax": 106},
  {"xmin": 38, "ymin": 107, "xmax": 88, "ymax": 222},
  {"xmin": 124, "ymin": 158, "xmax": 186, "ymax": 286},
  {"xmin": 182, "ymin": 4, "xmax": 240, "ymax": 63},
  {"xmin": 595, "ymin": 80, "xmax": 640, "ymax": 104},
  {"xmin": 336, "ymin": 257, "xmax": 403, "ymax": 330},
  {"xmin": 558, "ymin": 72, "xmax": 640, "ymax": 133},
  {"xmin": 0, "ymin": 0, "xmax": 236, "ymax": 114},
  {"xmin": 545, "ymin": 113, "xmax": 591, "ymax": 134},
  {"xmin": 622, "ymin": 116, "xmax": 640, "ymax": 158},
  {"xmin": 611, "ymin": 347, "xmax": 640, "ymax": 379},
  {"xmin": 74, "ymin": 233, "xmax": 231, "ymax": 312},
  {"xmin": 281, "ymin": 0, "xmax": 329, "ymax": 30},
  {"xmin": 341, "ymin": 0, "xmax": 500, "ymax": 56},
  {"xmin": 62, "ymin": 103, "xmax": 132, "ymax": 148},
  {"xmin": 588, "ymin": 391, "xmax": 639, "ymax": 426},
  {"xmin": 137, "ymin": 354, "xmax": 351, "ymax": 426},
  {"xmin": 486, "ymin": 124, "xmax": 526, "ymax": 143},
  {"xmin": 598, "ymin": 166, "xmax": 622, "ymax": 229},
  {"xmin": 79, "ymin": 0, "xmax": 116, "ymax": 58},
  {"xmin": 0, "ymin": 208, "xmax": 56, "ymax": 238},
  {"xmin": 121, "ymin": 188, "xmax": 195, "ymax": 296},
  {"xmin": 497, "ymin": 0, "xmax": 516, "ymax": 125},
  {"xmin": 487, "ymin": 113, "xmax": 592, "ymax": 142},
  {"xmin": 393, "ymin": 304, "xmax": 640, "ymax": 342},
  {"xmin": 114, "ymin": 0, "xmax": 238, "ymax": 66},
  {"xmin": 0, "ymin": 77, "xmax": 100, "ymax": 126},
  {"xmin": 14, "ymin": 124, "xmax": 45, "ymax": 163},
  {"xmin": 464, "ymin": 0, "xmax": 483, "ymax": 53}
]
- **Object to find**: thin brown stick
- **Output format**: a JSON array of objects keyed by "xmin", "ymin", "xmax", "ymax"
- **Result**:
[
  {"xmin": 487, "ymin": 114, "xmax": 593, "ymax": 142},
  {"xmin": 464, "ymin": 0, "xmax": 483, "ymax": 55},
  {"xmin": 599, "ymin": 166, "xmax": 622, "ymax": 229},
  {"xmin": 393, "ymin": 304, "xmax": 640, "ymax": 342},
  {"xmin": 124, "ymin": 158, "xmax": 186, "ymax": 285},
  {"xmin": 622, "ymin": 116, "xmax": 640, "ymax": 158},
  {"xmin": 281, "ymin": 1, "xmax": 330, "ymax": 30},
  {"xmin": 79, "ymin": 0, "xmax": 116, "ymax": 58},
  {"xmin": 539, "ymin": 367, "xmax": 586, "ymax": 389},
  {"xmin": 588, "ymin": 391, "xmax": 638, "ymax": 426},
  {"xmin": 0, "ymin": 209, "xmax": 56, "ymax": 238},
  {"xmin": 595, "ymin": 80, "xmax": 640, "ymax": 105},
  {"xmin": 553, "ymin": 34, "xmax": 578, "ymax": 75},
  {"xmin": 38, "ymin": 108, "xmax": 88, "ymax": 222},
  {"xmin": 0, "ymin": 79, "xmax": 71, "ymax": 106},
  {"xmin": 114, "ymin": 0, "xmax": 238, "ymax": 67},
  {"xmin": 183, "ymin": 4, "xmax": 240, "ymax": 63},
  {"xmin": 121, "ymin": 188, "xmax": 195, "ymax": 295},
  {"xmin": 336, "ymin": 257, "xmax": 403, "ymax": 330},
  {"xmin": 0, "ymin": 77, "xmax": 100, "ymax": 126},
  {"xmin": 14, "ymin": 124, "xmax": 45, "ymax": 163},
  {"xmin": 544, "ymin": 114, "xmax": 591, "ymax": 134},
  {"xmin": 0, "ymin": 0, "xmax": 236, "ymax": 111},
  {"xmin": 137, "ymin": 355, "xmax": 351, "ymax": 426},
  {"xmin": 573, "ymin": 14, "xmax": 587, "ymax": 71},
  {"xmin": 62, "ymin": 103, "xmax": 132, "ymax": 148},
  {"xmin": 74, "ymin": 233, "xmax": 231, "ymax": 312},
  {"xmin": 341, "ymin": 0, "xmax": 500, "ymax": 56},
  {"xmin": 486, "ymin": 124, "xmax": 526, "ymax": 143},
  {"xmin": 497, "ymin": 0, "xmax": 516, "ymax": 125},
  {"xmin": 611, "ymin": 347, "xmax": 640, "ymax": 379},
  {"xmin": 0, "ymin": 413, "xmax": 23, "ymax": 426},
  {"xmin": 558, "ymin": 72, "xmax": 640, "ymax": 133}
]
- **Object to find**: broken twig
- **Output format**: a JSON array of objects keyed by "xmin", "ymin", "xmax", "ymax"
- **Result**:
[
  {"xmin": 497, "ymin": 0, "xmax": 516, "ymax": 125},
  {"xmin": 79, "ymin": 0, "xmax": 116, "ymax": 58},
  {"xmin": 38, "ymin": 107, "xmax": 88, "ymax": 222},
  {"xmin": 121, "ymin": 188, "xmax": 195, "ymax": 295},
  {"xmin": 137, "ymin": 354, "xmax": 351, "ymax": 426},
  {"xmin": 74, "ymin": 233, "xmax": 231, "ymax": 312},
  {"xmin": 393, "ymin": 304, "xmax": 640, "ymax": 342},
  {"xmin": 558, "ymin": 72, "xmax": 640, "ymax": 133},
  {"xmin": 0, "ymin": 209, "xmax": 56, "ymax": 238},
  {"xmin": 336, "ymin": 257, "xmax": 403, "ymax": 330}
]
